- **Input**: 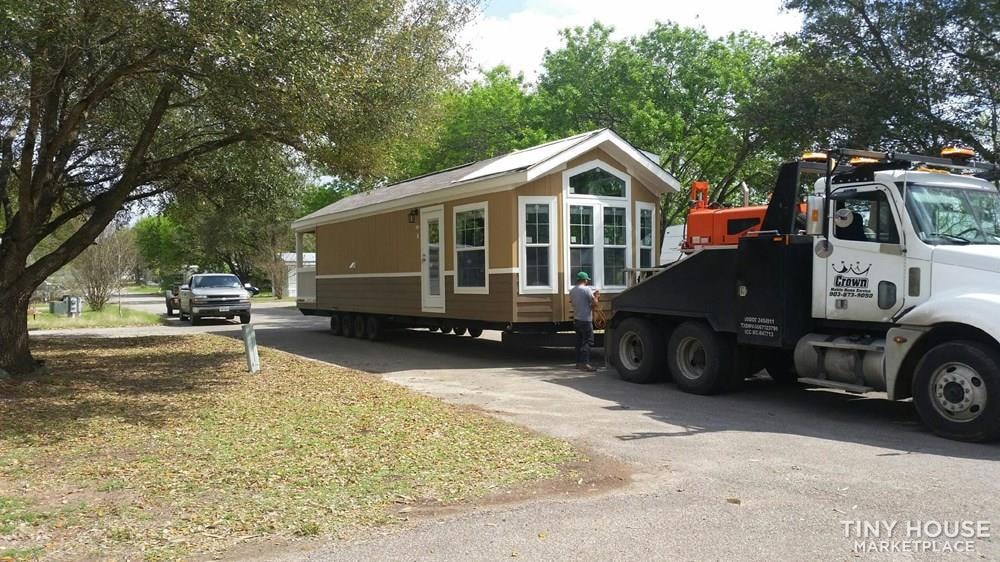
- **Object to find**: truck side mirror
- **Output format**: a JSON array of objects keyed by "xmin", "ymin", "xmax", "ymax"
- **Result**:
[{"xmin": 834, "ymin": 208, "xmax": 855, "ymax": 228}]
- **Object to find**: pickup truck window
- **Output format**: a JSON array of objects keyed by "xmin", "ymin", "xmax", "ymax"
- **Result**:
[{"xmin": 193, "ymin": 275, "xmax": 242, "ymax": 288}]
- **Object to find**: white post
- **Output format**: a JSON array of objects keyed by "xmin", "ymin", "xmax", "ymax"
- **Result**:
[
  {"xmin": 295, "ymin": 232, "xmax": 304, "ymax": 268},
  {"xmin": 242, "ymin": 324, "xmax": 261, "ymax": 373}
]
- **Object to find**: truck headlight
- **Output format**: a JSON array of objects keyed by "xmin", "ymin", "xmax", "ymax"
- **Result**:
[{"xmin": 193, "ymin": 297, "xmax": 208, "ymax": 304}]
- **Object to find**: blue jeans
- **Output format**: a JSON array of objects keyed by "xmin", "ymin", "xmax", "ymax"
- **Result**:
[{"xmin": 574, "ymin": 320, "xmax": 594, "ymax": 364}]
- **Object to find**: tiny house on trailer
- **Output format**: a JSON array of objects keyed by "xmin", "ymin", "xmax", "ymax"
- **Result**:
[{"xmin": 291, "ymin": 129, "xmax": 679, "ymax": 339}]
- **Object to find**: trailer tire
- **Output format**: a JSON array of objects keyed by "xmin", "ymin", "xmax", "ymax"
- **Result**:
[
  {"xmin": 353, "ymin": 315, "xmax": 367, "ymax": 339},
  {"xmin": 668, "ymin": 321, "xmax": 733, "ymax": 395},
  {"xmin": 366, "ymin": 316, "xmax": 383, "ymax": 341},
  {"xmin": 912, "ymin": 340, "xmax": 1000, "ymax": 442},
  {"xmin": 340, "ymin": 314, "xmax": 354, "ymax": 338},
  {"xmin": 610, "ymin": 317, "xmax": 665, "ymax": 384},
  {"xmin": 468, "ymin": 328, "xmax": 483, "ymax": 338},
  {"xmin": 453, "ymin": 326, "xmax": 468, "ymax": 336},
  {"xmin": 329, "ymin": 314, "xmax": 342, "ymax": 336}
]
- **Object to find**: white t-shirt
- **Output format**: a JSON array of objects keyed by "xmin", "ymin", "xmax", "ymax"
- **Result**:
[{"xmin": 569, "ymin": 284, "xmax": 597, "ymax": 322}]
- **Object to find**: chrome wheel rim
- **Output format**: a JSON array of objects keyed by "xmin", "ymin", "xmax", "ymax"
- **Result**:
[
  {"xmin": 930, "ymin": 362, "xmax": 987, "ymax": 422},
  {"xmin": 676, "ymin": 336, "xmax": 707, "ymax": 380},
  {"xmin": 618, "ymin": 331, "xmax": 644, "ymax": 371}
]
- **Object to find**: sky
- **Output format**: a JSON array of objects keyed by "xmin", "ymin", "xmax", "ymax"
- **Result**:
[{"xmin": 463, "ymin": 0, "xmax": 803, "ymax": 80}]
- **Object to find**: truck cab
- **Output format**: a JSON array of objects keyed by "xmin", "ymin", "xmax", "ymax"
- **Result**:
[
  {"xmin": 178, "ymin": 273, "xmax": 259, "ymax": 326},
  {"xmin": 608, "ymin": 147, "xmax": 1000, "ymax": 442}
]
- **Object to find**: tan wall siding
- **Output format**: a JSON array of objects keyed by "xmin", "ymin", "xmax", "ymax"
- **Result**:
[
  {"xmin": 315, "ymin": 274, "xmax": 513, "ymax": 323},
  {"xmin": 315, "ymin": 209, "xmax": 421, "ymax": 276}
]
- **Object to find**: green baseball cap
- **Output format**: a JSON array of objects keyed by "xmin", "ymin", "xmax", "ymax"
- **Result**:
[{"xmin": 576, "ymin": 271, "xmax": 591, "ymax": 281}]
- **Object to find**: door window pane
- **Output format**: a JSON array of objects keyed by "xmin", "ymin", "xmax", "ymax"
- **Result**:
[
  {"xmin": 834, "ymin": 190, "xmax": 899, "ymax": 243},
  {"xmin": 604, "ymin": 248, "xmax": 626, "ymax": 286}
]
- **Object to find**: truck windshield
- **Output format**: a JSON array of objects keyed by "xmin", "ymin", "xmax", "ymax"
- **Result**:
[
  {"xmin": 193, "ymin": 275, "xmax": 242, "ymax": 288},
  {"xmin": 904, "ymin": 183, "xmax": 1000, "ymax": 245}
]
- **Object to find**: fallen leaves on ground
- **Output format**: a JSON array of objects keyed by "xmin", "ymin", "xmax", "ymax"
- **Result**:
[{"xmin": 0, "ymin": 335, "xmax": 578, "ymax": 559}]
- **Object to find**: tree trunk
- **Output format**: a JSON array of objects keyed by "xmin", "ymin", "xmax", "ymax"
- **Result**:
[{"xmin": 0, "ymin": 289, "xmax": 36, "ymax": 376}]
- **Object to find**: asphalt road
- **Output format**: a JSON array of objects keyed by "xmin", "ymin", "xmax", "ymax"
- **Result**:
[{"xmin": 40, "ymin": 294, "xmax": 1000, "ymax": 560}]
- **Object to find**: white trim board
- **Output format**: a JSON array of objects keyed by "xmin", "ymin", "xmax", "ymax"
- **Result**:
[{"xmin": 316, "ymin": 272, "xmax": 421, "ymax": 279}]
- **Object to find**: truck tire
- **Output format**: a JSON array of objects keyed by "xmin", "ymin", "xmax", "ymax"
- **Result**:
[
  {"xmin": 178, "ymin": 308, "xmax": 188, "ymax": 321},
  {"xmin": 366, "ymin": 316, "xmax": 383, "ymax": 341},
  {"xmin": 329, "ymin": 314, "xmax": 342, "ymax": 336},
  {"xmin": 913, "ymin": 340, "xmax": 1000, "ymax": 442},
  {"xmin": 190, "ymin": 314, "xmax": 200, "ymax": 326},
  {"xmin": 166, "ymin": 303, "xmax": 174, "ymax": 316},
  {"xmin": 610, "ymin": 317, "xmax": 665, "ymax": 384},
  {"xmin": 668, "ymin": 321, "xmax": 733, "ymax": 395},
  {"xmin": 240, "ymin": 313, "xmax": 251, "ymax": 324},
  {"xmin": 468, "ymin": 328, "xmax": 483, "ymax": 338},
  {"xmin": 353, "ymin": 315, "xmax": 367, "ymax": 339},
  {"xmin": 453, "ymin": 326, "xmax": 468, "ymax": 336}
]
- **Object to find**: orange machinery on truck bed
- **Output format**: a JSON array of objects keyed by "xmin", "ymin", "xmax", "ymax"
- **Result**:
[{"xmin": 682, "ymin": 180, "xmax": 770, "ymax": 249}]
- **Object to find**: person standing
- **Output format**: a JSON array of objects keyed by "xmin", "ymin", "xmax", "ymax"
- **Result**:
[{"xmin": 569, "ymin": 271, "xmax": 600, "ymax": 371}]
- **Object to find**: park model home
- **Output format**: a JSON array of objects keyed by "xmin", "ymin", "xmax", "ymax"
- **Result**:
[{"xmin": 291, "ymin": 129, "xmax": 680, "ymax": 339}]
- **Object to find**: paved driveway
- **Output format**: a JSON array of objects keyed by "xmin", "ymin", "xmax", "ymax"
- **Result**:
[{"xmin": 40, "ymin": 295, "xmax": 1000, "ymax": 560}]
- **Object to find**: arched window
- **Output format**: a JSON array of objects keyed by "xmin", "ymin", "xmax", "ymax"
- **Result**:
[{"xmin": 568, "ymin": 167, "xmax": 626, "ymax": 197}]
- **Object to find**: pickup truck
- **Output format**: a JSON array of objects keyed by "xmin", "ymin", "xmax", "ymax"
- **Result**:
[{"xmin": 178, "ymin": 273, "xmax": 259, "ymax": 325}]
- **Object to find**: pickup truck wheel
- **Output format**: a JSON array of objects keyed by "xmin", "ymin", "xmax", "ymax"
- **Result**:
[
  {"xmin": 353, "ymin": 315, "xmax": 367, "ymax": 339},
  {"xmin": 668, "ymin": 321, "xmax": 733, "ymax": 395},
  {"xmin": 611, "ymin": 317, "xmax": 665, "ymax": 384},
  {"xmin": 190, "ymin": 314, "xmax": 200, "ymax": 326},
  {"xmin": 913, "ymin": 341, "xmax": 1000, "ymax": 442},
  {"xmin": 365, "ymin": 316, "xmax": 383, "ymax": 341},
  {"xmin": 468, "ymin": 328, "xmax": 483, "ymax": 338},
  {"xmin": 329, "ymin": 314, "xmax": 342, "ymax": 336},
  {"xmin": 240, "ymin": 313, "xmax": 251, "ymax": 325}
]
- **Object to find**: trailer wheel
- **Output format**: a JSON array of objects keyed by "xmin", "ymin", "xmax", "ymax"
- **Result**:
[
  {"xmin": 340, "ymin": 314, "xmax": 354, "ymax": 338},
  {"xmin": 610, "ymin": 317, "xmax": 665, "ymax": 384},
  {"xmin": 329, "ymin": 314, "xmax": 342, "ymax": 336},
  {"xmin": 366, "ymin": 316, "xmax": 383, "ymax": 341},
  {"xmin": 453, "ymin": 326, "xmax": 468, "ymax": 336},
  {"xmin": 468, "ymin": 328, "xmax": 483, "ymax": 338},
  {"xmin": 440, "ymin": 322, "xmax": 454, "ymax": 335},
  {"xmin": 353, "ymin": 315, "xmax": 367, "ymax": 339},
  {"xmin": 913, "ymin": 340, "xmax": 1000, "ymax": 442},
  {"xmin": 668, "ymin": 321, "xmax": 733, "ymax": 395}
]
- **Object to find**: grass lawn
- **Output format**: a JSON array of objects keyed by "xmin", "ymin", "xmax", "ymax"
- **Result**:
[
  {"xmin": 0, "ymin": 335, "xmax": 579, "ymax": 560},
  {"xmin": 122, "ymin": 284, "xmax": 161, "ymax": 296},
  {"xmin": 26, "ymin": 306, "xmax": 162, "ymax": 331}
]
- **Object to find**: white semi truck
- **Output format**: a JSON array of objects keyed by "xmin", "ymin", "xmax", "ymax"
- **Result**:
[{"xmin": 607, "ymin": 147, "xmax": 1000, "ymax": 442}]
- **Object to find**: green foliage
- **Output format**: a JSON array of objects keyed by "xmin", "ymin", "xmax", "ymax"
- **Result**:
[
  {"xmin": 133, "ymin": 216, "xmax": 184, "ymax": 278},
  {"xmin": 775, "ymin": 0, "xmax": 998, "ymax": 160},
  {"xmin": 394, "ymin": 66, "xmax": 548, "ymax": 177}
]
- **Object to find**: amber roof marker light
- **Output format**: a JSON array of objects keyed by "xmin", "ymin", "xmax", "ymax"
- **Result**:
[{"xmin": 941, "ymin": 143, "xmax": 976, "ymax": 160}]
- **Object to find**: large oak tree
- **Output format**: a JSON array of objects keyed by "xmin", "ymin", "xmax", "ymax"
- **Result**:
[{"xmin": 0, "ymin": 0, "xmax": 474, "ymax": 375}]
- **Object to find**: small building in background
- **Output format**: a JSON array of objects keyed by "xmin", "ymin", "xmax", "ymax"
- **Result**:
[{"xmin": 280, "ymin": 252, "xmax": 315, "ymax": 298}]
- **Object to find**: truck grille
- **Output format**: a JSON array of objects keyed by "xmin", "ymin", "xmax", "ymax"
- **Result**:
[{"xmin": 203, "ymin": 295, "xmax": 243, "ymax": 305}]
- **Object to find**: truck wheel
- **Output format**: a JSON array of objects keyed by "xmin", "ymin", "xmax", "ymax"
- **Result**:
[
  {"xmin": 668, "ymin": 321, "xmax": 733, "ymax": 395},
  {"xmin": 913, "ymin": 341, "xmax": 1000, "ymax": 442},
  {"xmin": 340, "ymin": 314, "xmax": 354, "ymax": 338},
  {"xmin": 353, "ymin": 315, "xmax": 367, "ymax": 339},
  {"xmin": 190, "ymin": 314, "xmax": 200, "ymax": 326},
  {"xmin": 166, "ymin": 304, "xmax": 174, "ymax": 316},
  {"xmin": 366, "ymin": 316, "xmax": 383, "ymax": 341},
  {"xmin": 611, "ymin": 317, "xmax": 665, "ymax": 384},
  {"xmin": 453, "ymin": 326, "xmax": 468, "ymax": 336},
  {"xmin": 178, "ymin": 308, "xmax": 188, "ymax": 321},
  {"xmin": 240, "ymin": 313, "xmax": 251, "ymax": 325},
  {"xmin": 468, "ymin": 328, "xmax": 483, "ymax": 338},
  {"xmin": 329, "ymin": 314, "xmax": 342, "ymax": 336}
]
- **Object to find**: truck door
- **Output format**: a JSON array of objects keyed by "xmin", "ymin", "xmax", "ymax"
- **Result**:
[{"xmin": 821, "ymin": 184, "xmax": 906, "ymax": 322}]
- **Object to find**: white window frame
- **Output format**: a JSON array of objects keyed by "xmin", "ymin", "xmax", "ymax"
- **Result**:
[
  {"xmin": 635, "ymin": 201, "xmax": 656, "ymax": 270},
  {"xmin": 519, "ymin": 196, "xmax": 558, "ymax": 294},
  {"xmin": 562, "ymin": 159, "xmax": 631, "ymax": 292},
  {"xmin": 453, "ymin": 201, "xmax": 489, "ymax": 294}
]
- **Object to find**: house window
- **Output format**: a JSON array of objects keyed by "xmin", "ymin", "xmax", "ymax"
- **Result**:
[
  {"xmin": 569, "ymin": 167, "xmax": 626, "ymax": 197},
  {"xmin": 569, "ymin": 205, "xmax": 595, "ymax": 282},
  {"xmin": 564, "ymin": 159, "xmax": 632, "ymax": 290},
  {"xmin": 603, "ymin": 207, "xmax": 627, "ymax": 286},
  {"xmin": 637, "ymin": 203, "xmax": 654, "ymax": 269},
  {"xmin": 519, "ymin": 196, "xmax": 557, "ymax": 293},
  {"xmin": 454, "ymin": 203, "xmax": 488, "ymax": 293}
]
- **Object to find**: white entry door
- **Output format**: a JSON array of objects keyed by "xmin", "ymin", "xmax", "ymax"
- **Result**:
[{"xmin": 421, "ymin": 205, "xmax": 445, "ymax": 312}]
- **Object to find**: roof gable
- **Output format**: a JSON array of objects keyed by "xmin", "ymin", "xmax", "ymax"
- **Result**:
[{"xmin": 293, "ymin": 129, "xmax": 679, "ymax": 231}]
